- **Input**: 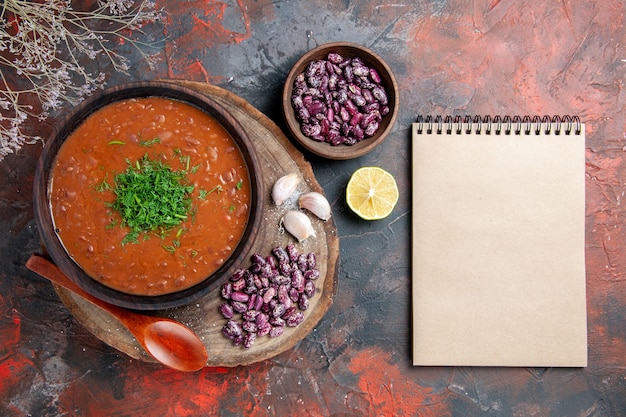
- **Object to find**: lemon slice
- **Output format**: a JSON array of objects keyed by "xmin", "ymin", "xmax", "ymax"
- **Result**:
[{"xmin": 346, "ymin": 166, "xmax": 399, "ymax": 220}]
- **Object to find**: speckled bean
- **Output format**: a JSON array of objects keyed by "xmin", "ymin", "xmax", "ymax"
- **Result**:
[
  {"xmin": 219, "ymin": 244, "xmax": 321, "ymax": 348},
  {"xmin": 291, "ymin": 52, "xmax": 390, "ymax": 145}
]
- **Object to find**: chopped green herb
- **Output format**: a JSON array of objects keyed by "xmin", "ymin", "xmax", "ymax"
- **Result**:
[
  {"xmin": 181, "ymin": 154, "xmax": 190, "ymax": 171},
  {"xmin": 139, "ymin": 137, "xmax": 161, "ymax": 147},
  {"xmin": 107, "ymin": 140, "xmax": 126, "ymax": 146},
  {"xmin": 123, "ymin": 230, "xmax": 140, "ymax": 245},
  {"xmin": 163, "ymin": 239, "xmax": 181, "ymax": 254},
  {"xmin": 208, "ymin": 184, "xmax": 223, "ymax": 194},
  {"xmin": 95, "ymin": 173, "xmax": 112, "ymax": 192},
  {"xmin": 197, "ymin": 184, "xmax": 223, "ymax": 200},
  {"xmin": 236, "ymin": 179, "xmax": 243, "ymax": 190},
  {"xmin": 110, "ymin": 154, "xmax": 195, "ymax": 246}
]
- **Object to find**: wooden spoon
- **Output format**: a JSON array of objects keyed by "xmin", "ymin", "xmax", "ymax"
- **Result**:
[{"xmin": 26, "ymin": 254, "xmax": 208, "ymax": 372}]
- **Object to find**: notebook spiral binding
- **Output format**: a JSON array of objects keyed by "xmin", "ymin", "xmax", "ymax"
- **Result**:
[{"xmin": 415, "ymin": 115, "xmax": 582, "ymax": 136}]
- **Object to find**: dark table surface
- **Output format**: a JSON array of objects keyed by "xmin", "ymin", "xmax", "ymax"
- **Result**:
[{"xmin": 2, "ymin": 1, "xmax": 626, "ymax": 416}]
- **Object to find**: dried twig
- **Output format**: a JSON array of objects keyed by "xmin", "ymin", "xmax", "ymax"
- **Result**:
[{"xmin": 0, "ymin": 0, "xmax": 164, "ymax": 161}]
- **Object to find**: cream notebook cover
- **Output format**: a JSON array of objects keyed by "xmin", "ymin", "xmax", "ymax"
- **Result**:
[{"xmin": 411, "ymin": 116, "xmax": 587, "ymax": 367}]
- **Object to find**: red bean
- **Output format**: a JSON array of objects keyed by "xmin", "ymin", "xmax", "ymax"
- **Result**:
[
  {"xmin": 344, "ymin": 99, "xmax": 358, "ymax": 115},
  {"xmin": 243, "ymin": 332, "xmax": 256, "ymax": 348},
  {"xmin": 246, "ymin": 294, "xmax": 258, "ymax": 311},
  {"xmin": 243, "ymin": 309, "xmax": 258, "ymax": 322},
  {"xmin": 365, "ymin": 120, "xmax": 380, "ymax": 137},
  {"xmin": 242, "ymin": 321, "xmax": 257, "ymax": 333},
  {"xmin": 255, "ymin": 312, "xmax": 268, "ymax": 327},
  {"xmin": 257, "ymin": 322, "xmax": 271, "ymax": 337},
  {"xmin": 289, "ymin": 287, "xmax": 300, "ymax": 302},
  {"xmin": 253, "ymin": 274, "xmax": 263, "ymax": 289},
  {"xmin": 291, "ymin": 270, "xmax": 305, "ymax": 292},
  {"xmin": 286, "ymin": 312, "xmax": 304, "ymax": 327},
  {"xmin": 304, "ymin": 269, "xmax": 320, "ymax": 280},
  {"xmin": 269, "ymin": 316, "xmax": 285, "ymax": 327},
  {"xmin": 231, "ymin": 278, "xmax": 245, "ymax": 292},
  {"xmin": 221, "ymin": 282, "xmax": 232, "ymax": 299},
  {"xmin": 269, "ymin": 326, "xmax": 284, "ymax": 338},
  {"xmin": 301, "ymin": 123, "xmax": 321, "ymax": 137},
  {"xmin": 262, "ymin": 286, "xmax": 276, "ymax": 303},
  {"xmin": 231, "ymin": 301, "xmax": 247, "ymax": 314},
  {"xmin": 372, "ymin": 85, "xmax": 388, "ymax": 105},
  {"xmin": 251, "ymin": 253, "xmax": 265, "ymax": 265},
  {"xmin": 282, "ymin": 306, "xmax": 298, "ymax": 320},
  {"xmin": 349, "ymin": 112, "xmax": 363, "ymax": 127},
  {"xmin": 282, "ymin": 294, "xmax": 293, "ymax": 310},
  {"xmin": 286, "ymin": 244, "xmax": 299, "ymax": 262},
  {"xmin": 230, "ymin": 268, "xmax": 245, "ymax": 282},
  {"xmin": 278, "ymin": 284, "xmax": 290, "ymax": 304},
  {"xmin": 254, "ymin": 294, "xmax": 263, "ymax": 311},
  {"xmin": 249, "ymin": 262, "xmax": 261, "ymax": 275},
  {"xmin": 304, "ymin": 280, "xmax": 316, "ymax": 298},
  {"xmin": 369, "ymin": 68, "xmax": 382, "ymax": 83},
  {"xmin": 272, "ymin": 303, "xmax": 286, "ymax": 318},
  {"xmin": 354, "ymin": 125, "xmax": 365, "ymax": 141},
  {"xmin": 224, "ymin": 320, "xmax": 242, "ymax": 337},
  {"xmin": 327, "ymin": 52, "xmax": 344, "ymax": 64},
  {"xmin": 308, "ymin": 101, "xmax": 325, "ymax": 116},
  {"xmin": 344, "ymin": 65, "xmax": 354, "ymax": 82},
  {"xmin": 298, "ymin": 294, "xmax": 310, "ymax": 310},
  {"xmin": 307, "ymin": 253, "xmax": 317, "ymax": 269},
  {"xmin": 219, "ymin": 303, "xmax": 234, "ymax": 319},
  {"xmin": 351, "ymin": 93, "xmax": 367, "ymax": 107},
  {"xmin": 297, "ymin": 254, "xmax": 308, "ymax": 271}
]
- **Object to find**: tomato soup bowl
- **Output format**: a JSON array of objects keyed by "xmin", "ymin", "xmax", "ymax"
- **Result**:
[{"xmin": 33, "ymin": 81, "xmax": 264, "ymax": 310}]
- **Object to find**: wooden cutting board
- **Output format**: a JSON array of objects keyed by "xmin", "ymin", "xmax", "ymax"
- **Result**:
[{"xmin": 54, "ymin": 81, "xmax": 339, "ymax": 367}]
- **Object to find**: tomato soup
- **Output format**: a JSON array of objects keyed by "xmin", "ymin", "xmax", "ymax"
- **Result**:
[{"xmin": 49, "ymin": 97, "xmax": 251, "ymax": 296}]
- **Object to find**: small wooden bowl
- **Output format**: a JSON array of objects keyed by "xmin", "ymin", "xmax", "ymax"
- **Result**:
[
  {"xmin": 282, "ymin": 42, "xmax": 399, "ymax": 160},
  {"xmin": 33, "ymin": 81, "xmax": 264, "ymax": 310}
]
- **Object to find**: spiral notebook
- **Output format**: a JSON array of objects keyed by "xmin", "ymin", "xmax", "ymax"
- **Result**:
[{"xmin": 411, "ymin": 115, "xmax": 587, "ymax": 367}]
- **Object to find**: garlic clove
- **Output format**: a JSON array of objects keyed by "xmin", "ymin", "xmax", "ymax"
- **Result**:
[
  {"xmin": 298, "ymin": 192, "xmax": 332, "ymax": 221},
  {"xmin": 272, "ymin": 173, "xmax": 300, "ymax": 205},
  {"xmin": 281, "ymin": 210, "xmax": 316, "ymax": 242}
]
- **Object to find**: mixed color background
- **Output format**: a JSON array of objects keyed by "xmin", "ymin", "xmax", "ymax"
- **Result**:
[{"xmin": 1, "ymin": 1, "xmax": 625, "ymax": 415}]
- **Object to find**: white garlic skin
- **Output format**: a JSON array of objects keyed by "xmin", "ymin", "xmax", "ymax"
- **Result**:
[
  {"xmin": 281, "ymin": 210, "xmax": 316, "ymax": 242},
  {"xmin": 272, "ymin": 173, "xmax": 300, "ymax": 205},
  {"xmin": 298, "ymin": 192, "xmax": 332, "ymax": 221}
]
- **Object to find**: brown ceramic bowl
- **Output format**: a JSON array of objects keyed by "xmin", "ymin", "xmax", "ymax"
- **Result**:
[
  {"xmin": 282, "ymin": 42, "xmax": 399, "ymax": 160},
  {"xmin": 33, "ymin": 81, "xmax": 264, "ymax": 310}
]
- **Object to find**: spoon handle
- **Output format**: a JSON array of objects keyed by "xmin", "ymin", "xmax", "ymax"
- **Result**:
[{"xmin": 25, "ymin": 254, "xmax": 128, "ymax": 317}]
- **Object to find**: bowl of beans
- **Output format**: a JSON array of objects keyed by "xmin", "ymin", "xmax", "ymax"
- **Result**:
[
  {"xmin": 33, "ymin": 81, "xmax": 264, "ymax": 310},
  {"xmin": 282, "ymin": 42, "xmax": 399, "ymax": 160}
]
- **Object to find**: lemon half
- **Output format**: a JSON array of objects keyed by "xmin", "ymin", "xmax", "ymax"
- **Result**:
[{"xmin": 346, "ymin": 166, "xmax": 399, "ymax": 220}]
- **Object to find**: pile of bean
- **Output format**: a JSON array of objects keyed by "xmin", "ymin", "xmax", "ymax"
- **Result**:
[
  {"xmin": 219, "ymin": 244, "xmax": 319, "ymax": 348},
  {"xmin": 291, "ymin": 52, "xmax": 390, "ymax": 146}
]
